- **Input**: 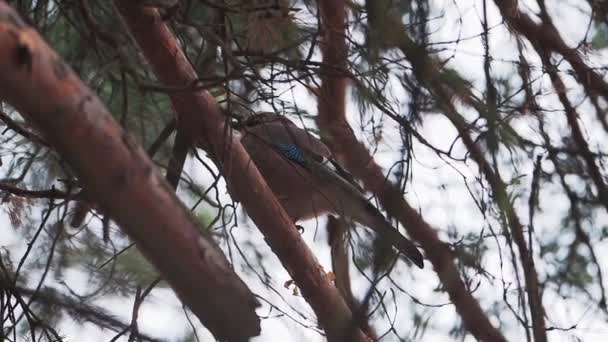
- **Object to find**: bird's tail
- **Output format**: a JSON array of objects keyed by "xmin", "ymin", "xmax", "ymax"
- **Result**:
[
  {"xmin": 311, "ymin": 159, "xmax": 423, "ymax": 268},
  {"xmin": 354, "ymin": 202, "xmax": 424, "ymax": 269}
]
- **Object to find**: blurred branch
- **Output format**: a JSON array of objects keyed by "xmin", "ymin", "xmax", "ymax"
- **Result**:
[
  {"xmin": 316, "ymin": 1, "xmax": 509, "ymax": 341},
  {"xmin": 327, "ymin": 216, "xmax": 378, "ymax": 339},
  {"xmin": 112, "ymin": 2, "xmax": 368, "ymax": 341},
  {"xmin": 531, "ymin": 15, "xmax": 608, "ymax": 213},
  {"xmin": 440, "ymin": 96, "xmax": 547, "ymax": 342},
  {"xmin": 0, "ymin": 3, "xmax": 259, "ymax": 341},
  {"xmin": 0, "ymin": 110, "xmax": 48, "ymax": 146},
  {"xmin": 0, "ymin": 182, "xmax": 70, "ymax": 199},
  {"xmin": 316, "ymin": 0, "xmax": 376, "ymax": 338},
  {"xmin": 147, "ymin": 117, "xmax": 176, "ymax": 157},
  {"xmin": 165, "ymin": 129, "xmax": 187, "ymax": 190},
  {"xmin": 494, "ymin": 0, "xmax": 608, "ymax": 101},
  {"xmin": 392, "ymin": 12, "xmax": 548, "ymax": 338},
  {"xmin": 16, "ymin": 285, "xmax": 163, "ymax": 342}
]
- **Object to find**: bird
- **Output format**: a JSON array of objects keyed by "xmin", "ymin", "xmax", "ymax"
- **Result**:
[{"xmin": 235, "ymin": 112, "xmax": 423, "ymax": 268}]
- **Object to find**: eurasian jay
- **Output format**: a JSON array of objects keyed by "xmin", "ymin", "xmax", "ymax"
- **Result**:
[{"xmin": 236, "ymin": 112, "xmax": 423, "ymax": 268}]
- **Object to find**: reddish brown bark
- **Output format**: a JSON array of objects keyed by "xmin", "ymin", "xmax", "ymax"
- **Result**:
[
  {"xmin": 112, "ymin": 2, "xmax": 368, "ymax": 341},
  {"xmin": 316, "ymin": 1, "xmax": 508, "ymax": 341},
  {"xmin": 0, "ymin": 3, "xmax": 259, "ymax": 341}
]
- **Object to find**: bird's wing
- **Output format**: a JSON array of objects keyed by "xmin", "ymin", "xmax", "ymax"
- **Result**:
[
  {"xmin": 242, "ymin": 114, "xmax": 364, "ymax": 193},
  {"xmin": 270, "ymin": 141, "xmax": 364, "ymax": 195},
  {"xmin": 239, "ymin": 114, "xmax": 424, "ymax": 268}
]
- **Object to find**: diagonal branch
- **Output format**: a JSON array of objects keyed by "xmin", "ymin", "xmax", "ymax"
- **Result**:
[
  {"xmin": 316, "ymin": 1, "xmax": 508, "ymax": 341},
  {"xmin": 393, "ymin": 13, "xmax": 546, "ymax": 340},
  {"xmin": 112, "ymin": 2, "xmax": 368, "ymax": 341},
  {"xmin": 0, "ymin": 110, "xmax": 48, "ymax": 146},
  {"xmin": 494, "ymin": 0, "xmax": 608, "ymax": 101},
  {"xmin": 439, "ymin": 96, "xmax": 547, "ymax": 342},
  {"xmin": 362, "ymin": 4, "xmax": 550, "ymax": 339},
  {"xmin": 0, "ymin": 3, "xmax": 258, "ymax": 341}
]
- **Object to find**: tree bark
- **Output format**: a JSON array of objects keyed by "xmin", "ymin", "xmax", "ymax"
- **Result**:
[
  {"xmin": 112, "ymin": 2, "xmax": 369, "ymax": 341},
  {"xmin": 0, "ymin": 3, "xmax": 259, "ymax": 341},
  {"xmin": 316, "ymin": 1, "xmax": 508, "ymax": 341}
]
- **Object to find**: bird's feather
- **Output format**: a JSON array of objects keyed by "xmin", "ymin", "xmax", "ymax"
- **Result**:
[{"xmin": 237, "ymin": 112, "xmax": 424, "ymax": 268}]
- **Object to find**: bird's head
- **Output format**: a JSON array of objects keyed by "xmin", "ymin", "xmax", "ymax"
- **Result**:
[{"xmin": 232, "ymin": 112, "xmax": 294, "ymax": 130}]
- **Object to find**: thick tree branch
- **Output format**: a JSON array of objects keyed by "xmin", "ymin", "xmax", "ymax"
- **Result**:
[
  {"xmin": 316, "ymin": 1, "xmax": 508, "ymax": 341},
  {"xmin": 112, "ymin": 2, "xmax": 368, "ymax": 341},
  {"xmin": 0, "ymin": 3, "xmax": 259, "ymax": 341},
  {"xmin": 313, "ymin": 0, "xmax": 376, "ymax": 336},
  {"xmin": 535, "ymin": 46, "xmax": 608, "ymax": 212}
]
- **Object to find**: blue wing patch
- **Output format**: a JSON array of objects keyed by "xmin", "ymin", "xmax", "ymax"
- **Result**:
[{"xmin": 276, "ymin": 143, "xmax": 306, "ymax": 163}]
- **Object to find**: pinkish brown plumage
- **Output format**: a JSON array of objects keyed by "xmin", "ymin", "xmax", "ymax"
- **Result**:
[{"xmin": 238, "ymin": 112, "xmax": 423, "ymax": 268}]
